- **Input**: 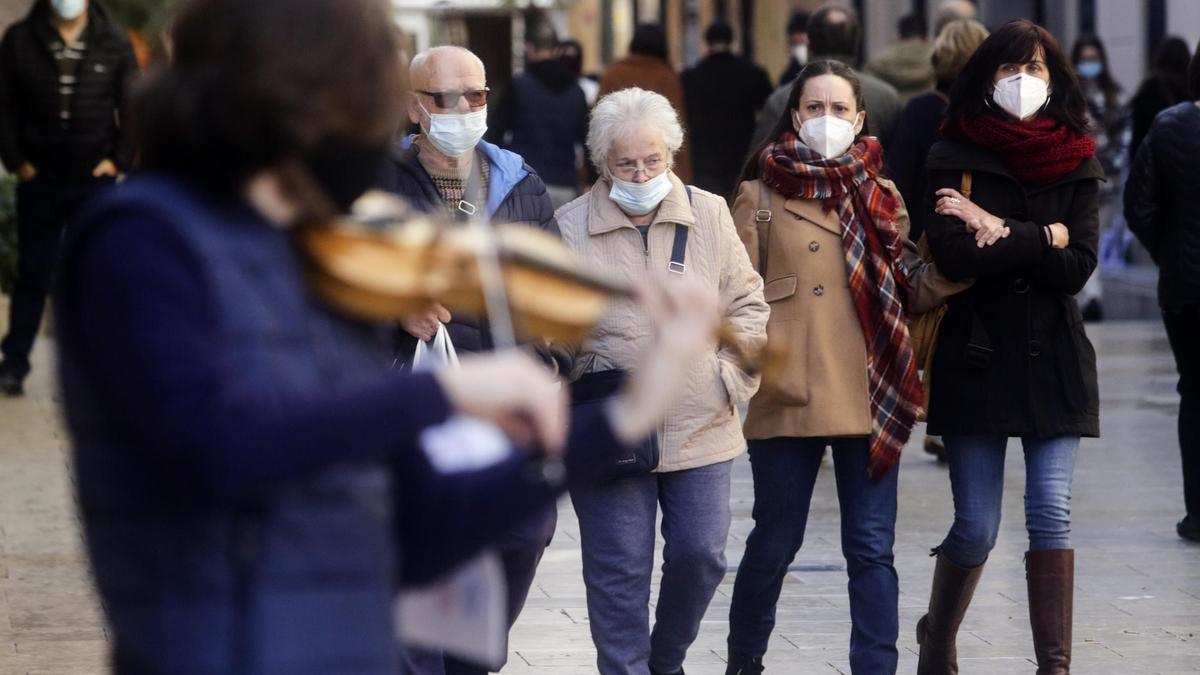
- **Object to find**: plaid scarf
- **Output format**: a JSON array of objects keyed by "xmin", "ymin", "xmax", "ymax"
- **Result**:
[{"xmin": 758, "ymin": 133, "xmax": 924, "ymax": 478}]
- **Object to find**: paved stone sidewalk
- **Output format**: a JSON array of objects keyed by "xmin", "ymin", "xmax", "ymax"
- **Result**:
[{"xmin": 0, "ymin": 317, "xmax": 1197, "ymax": 674}]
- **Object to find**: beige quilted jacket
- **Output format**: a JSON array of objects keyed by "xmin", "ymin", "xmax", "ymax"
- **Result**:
[{"xmin": 555, "ymin": 173, "xmax": 769, "ymax": 472}]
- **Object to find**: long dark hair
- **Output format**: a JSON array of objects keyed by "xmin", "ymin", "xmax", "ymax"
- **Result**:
[
  {"xmin": 945, "ymin": 20, "xmax": 1090, "ymax": 136},
  {"xmin": 1071, "ymin": 35, "xmax": 1120, "ymax": 106},
  {"xmin": 133, "ymin": 0, "xmax": 404, "ymax": 199},
  {"xmin": 1137, "ymin": 36, "xmax": 1192, "ymax": 105},
  {"xmin": 738, "ymin": 60, "xmax": 866, "ymax": 183}
]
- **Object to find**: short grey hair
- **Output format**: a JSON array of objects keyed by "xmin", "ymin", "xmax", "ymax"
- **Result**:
[{"xmin": 587, "ymin": 87, "xmax": 684, "ymax": 176}]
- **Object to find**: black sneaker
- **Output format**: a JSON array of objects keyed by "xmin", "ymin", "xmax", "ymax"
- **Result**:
[
  {"xmin": 725, "ymin": 653, "xmax": 764, "ymax": 675},
  {"xmin": 1178, "ymin": 515, "xmax": 1200, "ymax": 543},
  {"xmin": 0, "ymin": 368, "xmax": 23, "ymax": 397}
]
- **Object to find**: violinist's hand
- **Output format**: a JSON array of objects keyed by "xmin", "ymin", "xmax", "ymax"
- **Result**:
[
  {"xmin": 435, "ymin": 350, "xmax": 568, "ymax": 456},
  {"xmin": 402, "ymin": 304, "xmax": 451, "ymax": 341},
  {"xmin": 609, "ymin": 275, "xmax": 720, "ymax": 445}
]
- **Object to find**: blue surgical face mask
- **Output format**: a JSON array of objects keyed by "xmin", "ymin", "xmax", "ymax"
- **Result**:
[
  {"xmin": 50, "ymin": 0, "xmax": 87, "ymax": 20},
  {"xmin": 1077, "ymin": 60, "xmax": 1103, "ymax": 80},
  {"xmin": 608, "ymin": 171, "xmax": 672, "ymax": 216}
]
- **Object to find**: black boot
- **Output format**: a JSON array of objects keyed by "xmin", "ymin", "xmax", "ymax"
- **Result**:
[{"xmin": 725, "ymin": 651, "xmax": 763, "ymax": 675}]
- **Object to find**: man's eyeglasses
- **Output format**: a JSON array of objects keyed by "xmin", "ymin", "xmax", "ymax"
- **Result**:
[{"xmin": 418, "ymin": 88, "xmax": 490, "ymax": 109}]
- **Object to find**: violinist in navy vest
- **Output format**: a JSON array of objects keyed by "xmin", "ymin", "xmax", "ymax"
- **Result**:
[{"xmin": 52, "ymin": 1, "xmax": 722, "ymax": 673}]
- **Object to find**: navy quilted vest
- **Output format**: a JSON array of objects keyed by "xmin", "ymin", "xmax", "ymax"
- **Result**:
[{"xmin": 57, "ymin": 175, "xmax": 401, "ymax": 674}]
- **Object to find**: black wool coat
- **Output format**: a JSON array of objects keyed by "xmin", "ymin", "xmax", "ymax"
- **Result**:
[
  {"xmin": 1125, "ymin": 101, "xmax": 1200, "ymax": 310},
  {"xmin": 923, "ymin": 140, "xmax": 1103, "ymax": 439}
]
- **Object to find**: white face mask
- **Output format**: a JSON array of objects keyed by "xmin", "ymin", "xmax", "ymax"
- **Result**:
[
  {"xmin": 419, "ymin": 101, "xmax": 488, "ymax": 157},
  {"xmin": 609, "ymin": 171, "xmax": 672, "ymax": 216},
  {"xmin": 792, "ymin": 44, "xmax": 808, "ymax": 65},
  {"xmin": 991, "ymin": 73, "xmax": 1049, "ymax": 121},
  {"xmin": 796, "ymin": 113, "xmax": 859, "ymax": 159},
  {"xmin": 50, "ymin": 0, "xmax": 87, "ymax": 20}
]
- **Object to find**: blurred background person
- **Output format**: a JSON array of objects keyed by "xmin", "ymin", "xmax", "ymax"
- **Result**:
[
  {"xmin": 560, "ymin": 38, "xmax": 599, "ymax": 107},
  {"xmin": 932, "ymin": 0, "xmax": 979, "ymax": 34},
  {"xmin": 599, "ymin": 23, "xmax": 692, "ymax": 183},
  {"xmin": 682, "ymin": 20, "xmax": 773, "ymax": 201},
  {"xmin": 919, "ymin": 20, "xmax": 1101, "ymax": 675},
  {"xmin": 778, "ymin": 10, "xmax": 810, "ymax": 87},
  {"xmin": 382, "ymin": 43, "xmax": 564, "ymax": 675},
  {"xmin": 1129, "ymin": 36, "xmax": 1191, "ymax": 161},
  {"xmin": 487, "ymin": 20, "xmax": 588, "ymax": 209},
  {"xmin": 753, "ymin": 4, "xmax": 900, "ymax": 151},
  {"xmin": 558, "ymin": 86, "xmax": 768, "ymax": 675},
  {"xmin": 0, "ymin": 0, "xmax": 137, "ymax": 396},
  {"xmin": 725, "ymin": 61, "xmax": 923, "ymax": 675},
  {"xmin": 885, "ymin": 17, "xmax": 989, "ymax": 463},
  {"xmin": 1124, "ymin": 41, "xmax": 1200, "ymax": 543},
  {"xmin": 1072, "ymin": 34, "xmax": 1128, "ymax": 321},
  {"xmin": 866, "ymin": 13, "xmax": 935, "ymax": 103}
]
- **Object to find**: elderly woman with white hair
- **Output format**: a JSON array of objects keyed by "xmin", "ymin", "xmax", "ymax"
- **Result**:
[{"xmin": 555, "ymin": 87, "xmax": 769, "ymax": 675}]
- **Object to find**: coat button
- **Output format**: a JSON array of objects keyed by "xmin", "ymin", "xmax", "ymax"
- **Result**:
[
  {"xmin": 1014, "ymin": 278, "xmax": 1030, "ymax": 294},
  {"xmin": 1029, "ymin": 340, "xmax": 1042, "ymax": 357},
  {"xmin": 809, "ymin": 241, "xmax": 820, "ymax": 252},
  {"xmin": 813, "ymin": 285, "xmax": 825, "ymax": 296}
]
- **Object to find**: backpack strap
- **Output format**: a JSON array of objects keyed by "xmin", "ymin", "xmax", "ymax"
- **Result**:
[{"xmin": 754, "ymin": 181, "xmax": 773, "ymax": 275}]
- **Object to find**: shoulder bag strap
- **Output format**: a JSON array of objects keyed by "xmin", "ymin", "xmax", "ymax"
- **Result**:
[
  {"xmin": 960, "ymin": 170, "xmax": 973, "ymax": 201},
  {"xmin": 754, "ymin": 181, "xmax": 773, "ymax": 276}
]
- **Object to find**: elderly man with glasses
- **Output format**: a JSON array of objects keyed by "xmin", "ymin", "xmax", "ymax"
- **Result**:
[{"xmin": 380, "ymin": 45, "xmax": 562, "ymax": 675}]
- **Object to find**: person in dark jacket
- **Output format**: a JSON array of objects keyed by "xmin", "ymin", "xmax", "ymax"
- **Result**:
[
  {"xmin": 53, "ymin": 2, "xmax": 719, "ymax": 671},
  {"xmin": 917, "ymin": 21, "xmax": 1102, "ymax": 675},
  {"xmin": 681, "ymin": 21, "xmax": 773, "ymax": 200},
  {"xmin": 1125, "ymin": 42, "xmax": 1200, "ymax": 543},
  {"xmin": 1128, "ymin": 37, "xmax": 1191, "ymax": 162},
  {"xmin": 486, "ymin": 20, "xmax": 588, "ymax": 209},
  {"xmin": 778, "ymin": 10, "xmax": 810, "ymax": 87},
  {"xmin": 381, "ymin": 43, "xmax": 563, "ymax": 675},
  {"xmin": 0, "ymin": 0, "xmax": 138, "ymax": 395}
]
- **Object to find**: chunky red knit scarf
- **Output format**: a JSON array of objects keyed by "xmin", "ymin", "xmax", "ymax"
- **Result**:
[
  {"xmin": 940, "ymin": 114, "xmax": 1096, "ymax": 185},
  {"xmin": 758, "ymin": 133, "xmax": 924, "ymax": 479}
]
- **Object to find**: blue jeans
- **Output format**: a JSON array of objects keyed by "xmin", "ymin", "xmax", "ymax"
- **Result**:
[
  {"xmin": 570, "ymin": 460, "xmax": 733, "ymax": 675},
  {"xmin": 939, "ymin": 435, "xmax": 1079, "ymax": 568},
  {"xmin": 728, "ymin": 438, "xmax": 899, "ymax": 674}
]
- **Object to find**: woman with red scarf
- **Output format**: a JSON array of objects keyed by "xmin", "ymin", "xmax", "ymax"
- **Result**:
[
  {"xmin": 916, "ymin": 20, "xmax": 1101, "ymax": 675},
  {"xmin": 724, "ymin": 60, "xmax": 927, "ymax": 675}
]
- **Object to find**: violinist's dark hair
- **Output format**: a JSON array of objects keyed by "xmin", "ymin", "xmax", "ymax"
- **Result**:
[
  {"xmin": 738, "ymin": 59, "xmax": 866, "ymax": 184},
  {"xmin": 945, "ymin": 19, "xmax": 1089, "ymax": 136},
  {"xmin": 134, "ymin": 0, "xmax": 404, "ymax": 194}
]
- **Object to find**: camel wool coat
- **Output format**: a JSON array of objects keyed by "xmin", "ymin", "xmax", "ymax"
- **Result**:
[{"xmin": 732, "ymin": 176, "xmax": 953, "ymax": 440}]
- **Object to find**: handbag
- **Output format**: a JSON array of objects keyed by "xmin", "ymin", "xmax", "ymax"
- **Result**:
[
  {"xmin": 570, "ymin": 369, "xmax": 660, "ymax": 478},
  {"xmin": 907, "ymin": 170, "xmax": 973, "ymax": 421}
]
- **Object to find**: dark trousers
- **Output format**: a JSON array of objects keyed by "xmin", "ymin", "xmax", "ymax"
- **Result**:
[
  {"xmin": 728, "ymin": 437, "xmax": 899, "ymax": 674},
  {"xmin": 2, "ymin": 175, "xmax": 110, "ymax": 378},
  {"xmin": 1163, "ymin": 305, "xmax": 1200, "ymax": 518},
  {"xmin": 404, "ymin": 506, "xmax": 557, "ymax": 675}
]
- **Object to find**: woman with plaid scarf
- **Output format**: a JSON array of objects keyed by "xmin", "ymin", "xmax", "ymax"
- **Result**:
[{"xmin": 724, "ymin": 60, "xmax": 927, "ymax": 675}]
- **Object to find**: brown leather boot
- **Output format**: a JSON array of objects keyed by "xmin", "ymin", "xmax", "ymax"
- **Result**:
[
  {"xmin": 916, "ymin": 553, "xmax": 985, "ymax": 675},
  {"xmin": 1026, "ymin": 549, "xmax": 1074, "ymax": 675}
]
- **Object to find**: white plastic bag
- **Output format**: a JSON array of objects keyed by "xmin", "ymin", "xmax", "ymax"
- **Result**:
[
  {"xmin": 411, "ymin": 323, "xmax": 460, "ymax": 372},
  {"xmin": 397, "ymin": 321, "xmax": 508, "ymax": 667}
]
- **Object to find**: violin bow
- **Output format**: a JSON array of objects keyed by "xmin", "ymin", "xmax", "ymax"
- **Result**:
[{"xmin": 461, "ymin": 158, "xmax": 567, "ymax": 486}]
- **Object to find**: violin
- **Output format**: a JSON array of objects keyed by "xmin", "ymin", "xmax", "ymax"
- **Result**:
[{"xmin": 300, "ymin": 191, "xmax": 784, "ymax": 381}]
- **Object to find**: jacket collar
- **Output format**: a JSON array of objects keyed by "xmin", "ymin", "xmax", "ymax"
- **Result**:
[
  {"xmin": 398, "ymin": 135, "xmax": 529, "ymax": 217},
  {"xmin": 925, "ymin": 139, "xmax": 1106, "ymax": 190},
  {"xmin": 587, "ymin": 172, "xmax": 695, "ymax": 236},
  {"xmin": 780, "ymin": 190, "xmax": 842, "ymax": 235}
]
